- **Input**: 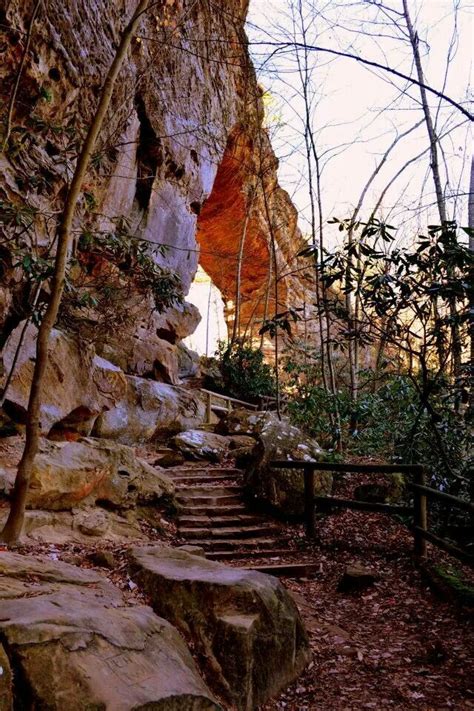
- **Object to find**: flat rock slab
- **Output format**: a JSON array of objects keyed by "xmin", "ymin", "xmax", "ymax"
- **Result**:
[
  {"xmin": 0, "ymin": 552, "xmax": 221, "ymax": 710},
  {"xmin": 129, "ymin": 545, "xmax": 310, "ymax": 711}
]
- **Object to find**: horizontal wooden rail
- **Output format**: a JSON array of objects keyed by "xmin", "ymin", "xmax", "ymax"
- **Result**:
[
  {"xmin": 271, "ymin": 460, "xmax": 423, "ymax": 474},
  {"xmin": 269, "ymin": 459, "xmax": 473, "ymax": 567},
  {"xmin": 315, "ymin": 496, "xmax": 413, "ymax": 516},
  {"xmin": 409, "ymin": 483, "xmax": 474, "ymax": 514},
  {"xmin": 200, "ymin": 389, "xmax": 258, "ymax": 410},
  {"xmin": 413, "ymin": 527, "xmax": 474, "ymax": 568},
  {"xmin": 202, "ymin": 388, "xmax": 258, "ymax": 424}
]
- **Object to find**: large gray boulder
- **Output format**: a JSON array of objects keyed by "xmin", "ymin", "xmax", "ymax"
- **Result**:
[
  {"xmin": 171, "ymin": 429, "xmax": 230, "ymax": 462},
  {"xmin": 94, "ymin": 376, "xmax": 205, "ymax": 444},
  {"xmin": 97, "ymin": 301, "xmax": 201, "ymax": 385},
  {"xmin": 0, "ymin": 436, "xmax": 173, "ymax": 511},
  {"xmin": 129, "ymin": 546, "xmax": 310, "ymax": 711},
  {"xmin": 1, "ymin": 322, "xmax": 126, "ymax": 435},
  {"xmin": 220, "ymin": 409, "xmax": 331, "ymax": 517},
  {"xmin": 153, "ymin": 302, "xmax": 202, "ymax": 342},
  {"xmin": 0, "ymin": 552, "xmax": 220, "ymax": 710},
  {"xmin": 100, "ymin": 330, "xmax": 182, "ymax": 385}
]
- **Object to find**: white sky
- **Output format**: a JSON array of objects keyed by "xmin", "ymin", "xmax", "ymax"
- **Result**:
[
  {"xmin": 186, "ymin": 0, "xmax": 472, "ymax": 356},
  {"xmin": 247, "ymin": 0, "xmax": 472, "ymax": 242}
]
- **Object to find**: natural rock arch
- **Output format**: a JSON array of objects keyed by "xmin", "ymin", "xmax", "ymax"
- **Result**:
[{"xmin": 195, "ymin": 125, "xmax": 314, "ymax": 344}]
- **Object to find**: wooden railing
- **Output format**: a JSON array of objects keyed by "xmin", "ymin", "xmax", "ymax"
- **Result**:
[
  {"xmin": 201, "ymin": 388, "xmax": 258, "ymax": 423},
  {"xmin": 258, "ymin": 394, "xmax": 288, "ymax": 413},
  {"xmin": 270, "ymin": 460, "xmax": 474, "ymax": 567}
]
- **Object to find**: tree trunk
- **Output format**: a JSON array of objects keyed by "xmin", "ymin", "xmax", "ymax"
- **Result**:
[
  {"xmin": 232, "ymin": 185, "xmax": 255, "ymax": 343},
  {"xmin": 1, "ymin": 0, "xmax": 150, "ymax": 544},
  {"xmin": 402, "ymin": 0, "xmax": 461, "ymax": 377}
]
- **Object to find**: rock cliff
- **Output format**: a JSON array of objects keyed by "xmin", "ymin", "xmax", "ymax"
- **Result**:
[{"xmin": 0, "ymin": 0, "xmax": 314, "ymax": 361}]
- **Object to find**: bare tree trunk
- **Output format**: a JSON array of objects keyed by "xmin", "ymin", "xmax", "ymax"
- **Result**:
[
  {"xmin": 260, "ymin": 174, "xmax": 281, "ymax": 418},
  {"xmin": 402, "ymin": 0, "xmax": 461, "ymax": 377},
  {"xmin": 205, "ymin": 278, "xmax": 212, "ymax": 357},
  {"xmin": 232, "ymin": 185, "xmax": 255, "ymax": 343},
  {"xmin": 292, "ymin": 0, "xmax": 341, "ymax": 443},
  {"xmin": 293, "ymin": 1, "xmax": 329, "ymax": 393},
  {"xmin": 260, "ymin": 251, "xmax": 273, "ymax": 350},
  {"xmin": 1, "ymin": 0, "xmax": 150, "ymax": 544}
]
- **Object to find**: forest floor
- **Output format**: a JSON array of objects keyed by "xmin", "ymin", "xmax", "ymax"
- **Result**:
[
  {"xmin": 1, "ymin": 456, "xmax": 473, "ymax": 711},
  {"xmin": 259, "ymin": 505, "xmax": 474, "ymax": 711}
]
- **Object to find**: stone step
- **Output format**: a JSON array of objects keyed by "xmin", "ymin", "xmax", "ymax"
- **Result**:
[
  {"xmin": 178, "ymin": 514, "xmax": 265, "ymax": 528},
  {"xmin": 178, "ymin": 504, "xmax": 248, "ymax": 517},
  {"xmin": 175, "ymin": 485, "xmax": 243, "ymax": 496},
  {"xmin": 206, "ymin": 549, "xmax": 293, "ymax": 561},
  {"xmin": 184, "ymin": 537, "xmax": 280, "ymax": 551},
  {"xmin": 176, "ymin": 494, "xmax": 243, "ymax": 506},
  {"xmin": 173, "ymin": 474, "xmax": 242, "ymax": 485},
  {"xmin": 179, "ymin": 524, "xmax": 281, "ymax": 540},
  {"xmin": 167, "ymin": 468, "xmax": 243, "ymax": 478}
]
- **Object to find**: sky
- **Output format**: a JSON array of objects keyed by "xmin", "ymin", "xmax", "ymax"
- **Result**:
[
  {"xmin": 247, "ymin": 0, "xmax": 472, "ymax": 239},
  {"xmin": 186, "ymin": 0, "xmax": 472, "ymax": 356}
]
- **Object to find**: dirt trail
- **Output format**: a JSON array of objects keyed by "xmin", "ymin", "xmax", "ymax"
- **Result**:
[{"xmin": 260, "ymin": 508, "xmax": 474, "ymax": 711}]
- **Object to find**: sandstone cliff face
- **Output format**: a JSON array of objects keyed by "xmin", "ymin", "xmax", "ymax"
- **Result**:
[{"xmin": 0, "ymin": 0, "xmax": 313, "ymax": 368}]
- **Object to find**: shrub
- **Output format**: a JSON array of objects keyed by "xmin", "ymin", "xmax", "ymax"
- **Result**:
[{"xmin": 216, "ymin": 342, "xmax": 276, "ymax": 403}]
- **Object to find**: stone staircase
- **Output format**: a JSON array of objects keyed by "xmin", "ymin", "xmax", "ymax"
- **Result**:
[{"xmin": 168, "ymin": 464, "xmax": 293, "ymax": 561}]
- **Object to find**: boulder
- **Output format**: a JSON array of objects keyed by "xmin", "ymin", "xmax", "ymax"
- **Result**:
[
  {"xmin": 220, "ymin": 410, "xmax": 331, "ymax": 517},
  {"xmin": 171, "ymin": 430, "xmax": 230, "ymax": 462},
  {"xmin": 354, "ymin": 474, "xmax": 405, "ymax": 504},
  {"xmin": 154, "ymin": 302, "xmax": 202, "ymax": 342},
  {"xmin": 96, "ymin": 301, "xmax": 201, "ymax": 386},
  {"xmin": 1, "ymin": 322, "xmax": 126, "ymax": 435},
  {"xmin": 216, "ymin": 408, "xmax": 265, "ymax": 436},
  {"xmin": 200, "ymin": 357, "xmax": 225, "ymax": 393},
  {"xmin": 176, "ymin": 342, "xmax": 201, "ymax": 380},
  {"xmin": 154, "ymin": 448, "xmax": 186, "ymax": 468},
  {"xmin": 101, "ymin": 332, "xmax": 181, "ymax": 385},
  {"xmin": 0, "ymin": 507, "xmax": 148, "ymax": 545},
  {"xmin": 337, "ymin": 563, "xmax": 380, "ymax": 593},
  {"xmin": 94, "ymin": 376, "xmax": 205, "ymax": 444},
  {"xmin": 129, "ymin": 546, "xmax": 310, "ymax": 711},
  {"xmin": 74, "ymin": 508, "xmax": 111, "ymax": 536},
  {"xmin": 0, "ymin": 552, "xmax": 220, "ymax": 710},
  {"xmin": 228, "ymin": 435, "xmax": 257, "ymax": 451},
  {"xmin": 0, "ymin": 435, "xmax": 174, "ymax": 511},
  {"xmin": 228, "ymin": 434, "xmax": 257, "ymax": 464}
]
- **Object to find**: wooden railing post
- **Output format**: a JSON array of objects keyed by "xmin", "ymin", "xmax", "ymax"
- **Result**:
[
  {"xmin": 413, "ymin": 466, "xmax": 427, "ymax": 559},
  {"xmin": 205, "ymin": 392, "xmax": 212, "ymax": 424},
  {"xmin": 304, "ymin": 465, "xmax": 316, "ymax": 539}
]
